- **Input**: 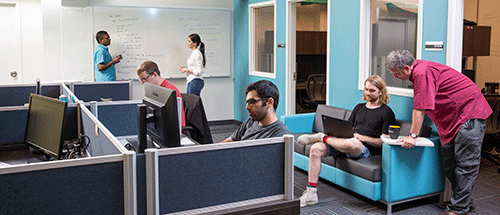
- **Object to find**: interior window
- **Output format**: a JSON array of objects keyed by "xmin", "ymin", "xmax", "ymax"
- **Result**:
[
  {"xmin": 249, "ymin": 2, "xmax": 275, "ymax": 78},
  {"xmin": 370, "ymin": 0, "xmax": 419, "ymax": 89}
]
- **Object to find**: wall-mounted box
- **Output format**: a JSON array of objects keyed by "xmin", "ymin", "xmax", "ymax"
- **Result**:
[{"xmin": 463, "ymin": 26, "xmax": 491, "ymax": 56}]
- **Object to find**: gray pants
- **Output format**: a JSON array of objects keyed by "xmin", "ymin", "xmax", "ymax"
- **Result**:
[{"xmin": 442, "ymin": 119, "xmax": 486, "ymax": 215}]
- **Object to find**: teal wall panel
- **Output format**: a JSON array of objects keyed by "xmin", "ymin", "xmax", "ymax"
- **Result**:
[{"xmin": 233, "ymin": 0, "xmax": 288, "ymax": 122}]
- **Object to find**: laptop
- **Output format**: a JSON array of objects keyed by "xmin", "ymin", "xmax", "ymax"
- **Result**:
[{"xmin": 321, "ymin": 115, "xmax": 354, "ymax": 138}]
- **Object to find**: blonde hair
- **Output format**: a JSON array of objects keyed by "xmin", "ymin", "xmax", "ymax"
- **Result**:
[{"xmin": 362, "ymin": 75, "xmax": 390, "ymax": 105}]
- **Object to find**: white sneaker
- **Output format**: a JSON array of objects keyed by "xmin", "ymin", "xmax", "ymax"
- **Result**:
[
  {"xmin": 297, "ymin": 133, "xmax": 325, "ymax": 145},
  {"xmin": 299, "ymin": 186, "xmax": 318, "ymax": 207}
]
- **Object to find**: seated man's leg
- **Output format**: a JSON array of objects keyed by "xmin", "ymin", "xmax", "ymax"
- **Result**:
[
  {"xmin": 308, "ymin": 142, "xmax": 329, "ymax": 183},
  {"xmin": 300, "ymin": 142, "xmax": 328, "ymax": 207},
  {"xmin": 324, "ymin": 136, "xmax": 365, "ymax": 157}
]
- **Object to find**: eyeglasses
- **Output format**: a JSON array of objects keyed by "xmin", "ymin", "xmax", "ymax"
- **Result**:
[
  {"xmin": 246, "ymin": 98, "xmax": 267, "ymax": 106},
  {"xmin": 139, "ymin": 73, "xmax": 153, "ymax": 83}
]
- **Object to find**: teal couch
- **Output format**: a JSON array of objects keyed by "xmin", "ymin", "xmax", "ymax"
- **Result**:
[{"xmin": 281, "ymin": 105, "xmax": 445, "ymax": 214}]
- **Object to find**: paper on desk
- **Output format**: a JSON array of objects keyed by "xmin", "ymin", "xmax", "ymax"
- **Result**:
[{"xmin": 381, "ymin": 135, "xmax": 434, "ymax": 147}]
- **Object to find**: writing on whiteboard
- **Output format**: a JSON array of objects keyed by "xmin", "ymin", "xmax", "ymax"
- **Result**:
[{"xmin": 93, "ymin": 6, "xmax": 231, "ymax": 79}]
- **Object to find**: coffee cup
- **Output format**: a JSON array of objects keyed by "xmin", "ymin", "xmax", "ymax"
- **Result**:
[{"xmin": 388, "ymin": 125, "xmax": 400, "ymax": 139}]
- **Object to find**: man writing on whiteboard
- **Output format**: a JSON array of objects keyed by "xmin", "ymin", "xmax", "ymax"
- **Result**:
[{"xmin": 94, "ymin": 30, "xmax": 122, "ymax": 82}]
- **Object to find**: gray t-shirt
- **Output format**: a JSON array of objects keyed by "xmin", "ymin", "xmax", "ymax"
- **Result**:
[{"xmin": 230, "ymin": 118, "xmax": 292, "ymax": 141}]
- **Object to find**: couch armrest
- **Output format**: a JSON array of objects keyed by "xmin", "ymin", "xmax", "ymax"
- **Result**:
[
  {"xmin": 381, "ymin": 136, "xmax": 444, "ymax": 203},
  {"xmin": 280, "ymin": 113, "xmax": 315, "ymax": 133}
]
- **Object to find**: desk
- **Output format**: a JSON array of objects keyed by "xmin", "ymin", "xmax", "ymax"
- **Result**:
[
  {"xmin": 0, "ymin": 147, "xmax": 90, "ymax": 166},
  {"xmin": 381, "ymin": 135, "xmax": 434, "ymax": 147},
  {"xmin": 117, "ymin": 134, "xmax": 198, "ymax": 153}
]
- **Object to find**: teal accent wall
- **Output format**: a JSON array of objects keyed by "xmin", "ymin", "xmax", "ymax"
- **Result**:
[
  {"xmin": 327, "ymin": 0, "xmax": 448, "ymax": 128},
  {"xmin": 234, "ymin": 0, "xmax": 449, "ymax": 130},
  {"xmin": 233, "ymin": 0, "xmax": 288, "ymax": 122}
]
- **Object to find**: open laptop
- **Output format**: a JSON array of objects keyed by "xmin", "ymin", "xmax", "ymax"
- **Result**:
[{"xmin": 321, "ymin": 115, "xmax": 354, "ymax": 138}]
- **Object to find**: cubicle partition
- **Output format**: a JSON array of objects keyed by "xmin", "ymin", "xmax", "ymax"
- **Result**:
[
  {"xmin": 143, "ymin": 135, "xmax": 295, "ymax": 214},
  {"xmin": 90, "ymin": 100, "xmax": 141, "ymax": 137},
  {"xmin": 0, "ymin": 103, "xmax": 80, "ymax": 150},
  {"xmin": 0, "ymin": 103, "xmax": 136, "ymax": 215},
  {"xmin": 73, "ymin": 81, "xmax": 132, "ymax": 102},
  {"xmin": 61, "ymin": 83, "xmax": 81, "ymax": 104},
  {"xmin": 0, "ymin": 83, "xmax": 61, "ymax": 107},
  {"xmin": 0, "ymin": 106, "xmax": 28, "ymax": 147}
]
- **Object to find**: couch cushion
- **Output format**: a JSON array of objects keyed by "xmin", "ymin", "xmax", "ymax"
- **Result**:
[
  {"xmin": 335, "ymin": 155, "xmax": 382, "ymax": 182},
  {"xmin": 313, "ymin": 105, "xmax": 349, "ymax": 133},
  {"xmin": 321, "ymin": 156, "xmax": 336, "ymax": 166}
]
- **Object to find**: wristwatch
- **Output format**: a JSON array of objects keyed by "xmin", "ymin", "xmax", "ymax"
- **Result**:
[{"xmin": 410, "ymin": 133, "xmax": 419, "ymax": 139}]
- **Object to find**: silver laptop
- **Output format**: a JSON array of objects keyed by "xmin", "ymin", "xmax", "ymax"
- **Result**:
[{"xmin": 321, "ymin": 115, "xmax": 354, "ymax": 138}]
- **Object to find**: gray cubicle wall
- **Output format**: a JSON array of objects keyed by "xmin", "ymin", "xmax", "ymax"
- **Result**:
[
  {"xmin": 0, "ymin": 83, "xmax": 61, "ymax": 107},
  {"xmin": 0, "ymin": 106, "xmax": 28, "ymax": 147},
  {"xmin": 0, "ymin": 103, "xmax": 136, "ymax": 215},
  {"xmin": 0, "ymin": 104, "xmax": 81, "ymax": 149},
  {"xmin": 73, "ymin": 81, "xmax": 131, "ymax": 102},
  {"xmin": 144, "ymin": 136, "xmax": 295, "ymax": 214},
  {"xmin": 91, "ymin": 100, "xmax": 141, "ymax": 137},
  {"xmin": 80, "ymin": 102, "xmax": 128, "ymax": 156}
]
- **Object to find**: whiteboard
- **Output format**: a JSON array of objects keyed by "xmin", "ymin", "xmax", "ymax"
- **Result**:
[{"xmin": 92, "ymin": 6, "xmax": 232, "ymax": 80}]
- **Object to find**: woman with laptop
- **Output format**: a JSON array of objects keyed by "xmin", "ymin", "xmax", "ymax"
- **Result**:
[{"xmin": 297, "ymin": 75, "xmax": 396, "ymax": 207}]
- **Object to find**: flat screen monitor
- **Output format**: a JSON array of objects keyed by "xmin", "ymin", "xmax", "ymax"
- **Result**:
[
  {"xmin": 142, "ymin": 82, "xmax": 180, "ymax": 148},
  {"xmin": 24, "ymin": 94, "xmax": 67, "ymax": 159}
]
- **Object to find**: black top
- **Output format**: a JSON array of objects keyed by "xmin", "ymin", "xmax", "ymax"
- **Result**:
[{"xmin": 348, "ymin": 103, "xmax": 396, "ymax": 155}]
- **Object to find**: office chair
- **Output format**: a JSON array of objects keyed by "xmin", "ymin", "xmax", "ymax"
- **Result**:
[
  {"xmin": 299, "ymin": 74, "xmax": 326, "ymax": 110},
  {"xmin": 180, "ymin": 93, "xmax": 213, "ymax": 144},
  {"xmin": 483, "ymin": 95, "xmax": 500, "ymax": 173}
]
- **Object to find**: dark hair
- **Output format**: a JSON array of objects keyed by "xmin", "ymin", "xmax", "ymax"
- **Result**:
[
  {"xmin": 137, "ymin": 61, "xmax": 161, "ymax": 76},
  {"xmin": 189, "ymin": 33, "xmax": 206, "ymax": 67},
  {"xmin": 245, "ymin": 80, "xmax": 279, "ymax": 110},
  {"xmin": 96, "ymin": 31, "xmax": 108, "ymax": 44}
]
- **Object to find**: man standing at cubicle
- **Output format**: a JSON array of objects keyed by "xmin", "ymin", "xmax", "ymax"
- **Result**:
[
  {"xmin": 386, "ymin": 50, "xmax": 491, "ymax": 215},
  {"xmin": 221, "ymin": 80, "xmax": 291, "ymax": 142},
  {"xmin": 94, "ymin": 30, "xmax": 122, "ymax": 82},
  {"xmin": 136, "ymin": 61, "xmax": 185, "ymax": 127}
]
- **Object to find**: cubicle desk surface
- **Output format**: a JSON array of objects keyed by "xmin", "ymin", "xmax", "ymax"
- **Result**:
[
  {"xmin": 117, "ymin": 134, "xmax": 198, "ymax": 153},
  {"xmin": 0, "ymin": 147, "xmax": 89, "ymax": 166}
]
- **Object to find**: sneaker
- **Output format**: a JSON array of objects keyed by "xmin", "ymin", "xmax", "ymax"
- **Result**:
[
  {"xmin": 299, "ymin": 186, "xmax": 318, "ymax": 207},
  {"xmin": 297, "ymin": 133, "xmax": 326, "ymax": 145}
]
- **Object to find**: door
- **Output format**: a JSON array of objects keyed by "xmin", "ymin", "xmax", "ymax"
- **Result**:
[{"xmin": 0, "ymin": 2, "xmax": 22, "ymax": 84}]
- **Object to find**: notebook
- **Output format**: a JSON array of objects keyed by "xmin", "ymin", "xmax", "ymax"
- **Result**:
[{"xmin": 321, "ymin": 115, "xmax": 354, "ymax": 138}]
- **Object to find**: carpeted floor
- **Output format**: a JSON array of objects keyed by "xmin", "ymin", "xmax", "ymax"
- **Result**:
[{"xmin": 209, "ymin": 122, "xmax": 500, "ymax": 215}]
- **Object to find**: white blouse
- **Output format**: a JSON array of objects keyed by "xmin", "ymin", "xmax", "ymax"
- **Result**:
[{"xmin": 186, "ymin": 48, "xmax": 204, "ymax": 83}]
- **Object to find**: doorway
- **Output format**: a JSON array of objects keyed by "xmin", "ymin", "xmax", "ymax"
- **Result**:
[
  {"xmin": 0, "ymin": 2, "xmax": 22, "ymax": 84},
  {"xmin": 286, "ymin": 1, "xmax": 327, "ymax": 115}
]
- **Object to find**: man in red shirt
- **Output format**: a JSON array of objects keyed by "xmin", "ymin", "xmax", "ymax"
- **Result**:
[
  {"xmin": 386, "ymin": 50, "xmax": 492, "ymax": 215},
  {"xmin": 136, "ymin": 61, "xmax": 185, "ymax": 127}
]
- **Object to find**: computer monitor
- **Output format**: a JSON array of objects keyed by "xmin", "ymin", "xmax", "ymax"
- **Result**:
[
  {"xmin": 139, "ymin": 82, "xmax": 180, "ymax": 151},
  {"xmin": 24, "ymin": 94, "xmax": 68, "ymax": 159}
]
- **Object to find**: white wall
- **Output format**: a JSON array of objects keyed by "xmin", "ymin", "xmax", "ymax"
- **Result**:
[{"xmin": 19, "ymin": 0, "xmax": 234, "ymax": 121}]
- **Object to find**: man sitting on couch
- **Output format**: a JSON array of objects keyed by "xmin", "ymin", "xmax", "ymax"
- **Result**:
[{"xmin": 298, "ymin": 75, "xmax": 396, "ymax": 207}]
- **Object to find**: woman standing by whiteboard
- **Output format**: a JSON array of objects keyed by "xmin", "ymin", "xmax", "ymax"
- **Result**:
[{"xmin": 180, "ymin": 34, "xmax": 205, "ymax": 96}]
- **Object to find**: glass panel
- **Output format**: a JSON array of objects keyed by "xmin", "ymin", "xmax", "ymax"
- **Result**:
[
  {"xmin": 254, "ymin": 5, "xmax": 274, "ymax": 74},
  {"xmin": 371, "ymin": 0, "xmax": 418, "ymax": 89}
]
